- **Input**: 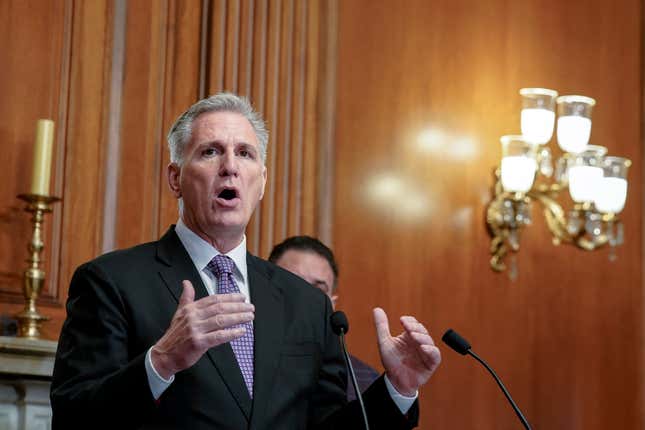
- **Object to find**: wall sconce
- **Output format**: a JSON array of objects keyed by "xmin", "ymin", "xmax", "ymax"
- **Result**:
[{"xmin": 486, "ymin": 88, "xmax": 631, "ymax": 273}]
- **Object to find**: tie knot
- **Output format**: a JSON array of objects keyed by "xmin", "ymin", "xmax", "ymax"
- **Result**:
[{"xmin": 208, "ymin": 254, "xmax": 235, "ymax": 277}]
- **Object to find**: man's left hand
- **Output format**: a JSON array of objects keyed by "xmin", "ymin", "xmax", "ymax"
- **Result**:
[{"xmin": 373, "ymin": 307, "xmax": 442, "ymax": 397}]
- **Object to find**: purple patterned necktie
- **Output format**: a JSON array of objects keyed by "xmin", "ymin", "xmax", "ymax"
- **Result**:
[{"xmin": 207, "ymin": 255, "xmax": 254, "ymax": 397}]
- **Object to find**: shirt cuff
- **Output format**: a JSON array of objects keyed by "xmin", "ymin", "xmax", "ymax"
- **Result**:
[
  {"xmin": 145, "ymin": 347, "xmax": 175, "ymax": 400},
  {"xmin": 383, "ymin": 374, "xmax": 418, "ymax": 414}
]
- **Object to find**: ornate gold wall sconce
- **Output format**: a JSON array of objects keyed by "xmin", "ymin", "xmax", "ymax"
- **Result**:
[{"xmin": 486, "ymin": 89, "xmax": 631, "ymax": 274}]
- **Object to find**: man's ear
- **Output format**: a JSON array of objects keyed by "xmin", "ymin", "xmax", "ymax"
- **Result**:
[
  {"xmin": 167, "ymin": 162, "xmax": 182, "ymax": 198},
  {"xmin": 331, "ymin": 294, "xmax": 339, "ymax": 307},
  {"xmin": 259, "ymin": 165, "xmax": 267, "ymax": 200}
]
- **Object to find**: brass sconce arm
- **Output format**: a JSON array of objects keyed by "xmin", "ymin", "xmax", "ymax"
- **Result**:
[{"xmin": 486, "ymin": 171, "xmax": 620, "ymax": 273}]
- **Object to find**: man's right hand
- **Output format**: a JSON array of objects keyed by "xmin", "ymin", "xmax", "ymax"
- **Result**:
[{"xmin": 151, "ymin": 280, "xmax": 254, "ymax": 379}]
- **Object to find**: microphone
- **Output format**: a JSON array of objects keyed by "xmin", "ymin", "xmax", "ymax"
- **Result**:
[
  {"xmin": 330, "ymin": 311, "xmax": 370, "ymax": 430},
  {"xmin": 330, "ymin": 311, "xmax": 349, "ymax": 335},
  {"xmin": 442, "ymin": 328, "xmax": 471, "ymax": 355},
  {"xmin": 442, "ymin": 329, "xmax": 532, "ymax": 430}
]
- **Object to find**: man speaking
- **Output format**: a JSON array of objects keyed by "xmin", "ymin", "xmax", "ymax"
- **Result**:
[{"xmin": 50, "ymin": 93, "xmax": 441, "ymax": 429}]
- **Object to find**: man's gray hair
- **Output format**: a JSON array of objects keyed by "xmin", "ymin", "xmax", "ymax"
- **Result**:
[{"xmin": 167, "ymin": 92, "xmax": 269, "ymax": 165}]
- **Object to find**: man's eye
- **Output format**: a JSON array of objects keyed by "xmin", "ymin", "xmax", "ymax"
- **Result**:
[
  {"xmin": 239, "ymin": 149, "xmax": 254, "ymax": 158},
  {"xmin": 202, "ymin": 148, "xmax": 217, "ymax": 156}
]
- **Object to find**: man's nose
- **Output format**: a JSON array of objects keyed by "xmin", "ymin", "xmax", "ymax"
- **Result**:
[{"xmin": 219, "ymin": 151, "xmax": 239, "ymax": 176}]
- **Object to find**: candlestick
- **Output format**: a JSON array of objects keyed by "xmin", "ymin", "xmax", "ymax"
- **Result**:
[
  {"xmin": 30, "ymin": 119, "xmax": 55, "ymax": 196},
  {"xmin": 15, "ymin": 193, "xmax": 61, "ymax": 339}
]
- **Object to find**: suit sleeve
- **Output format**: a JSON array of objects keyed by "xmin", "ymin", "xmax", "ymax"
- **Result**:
[
  {"xmin": 50, "ymin": 262, "xmax": 157, "ymax": 429},
  {"xmin": 309, "ymin": 296, "xmax": 420, "ymax": 430}
]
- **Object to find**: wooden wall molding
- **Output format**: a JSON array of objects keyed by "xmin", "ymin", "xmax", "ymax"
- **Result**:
[{"xmin": 102, "ymin": 0, "xmax": 127, "ymax": 254}]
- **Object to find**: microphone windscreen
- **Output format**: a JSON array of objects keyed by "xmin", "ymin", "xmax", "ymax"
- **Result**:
[
  {"xmin": 442, "ymin": 329, "xmax": 471, "ymax": 355},
  {"xmin": 330, "ymin": 311, "xmax": 349, "ymax": 335}
]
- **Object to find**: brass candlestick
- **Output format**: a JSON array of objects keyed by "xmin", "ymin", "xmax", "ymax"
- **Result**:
[{"xmin": 15, "ymin": 193, "xmax": 61, "ymax": 339}]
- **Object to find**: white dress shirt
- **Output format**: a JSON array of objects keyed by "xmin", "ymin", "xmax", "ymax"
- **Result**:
[
  {"xmin": 174, "ymin": 218, "xmax": 250, "ymax": 301},
  {"xmin": 145, "ymin": 219, "xmax": 417, "ymax": 412}
]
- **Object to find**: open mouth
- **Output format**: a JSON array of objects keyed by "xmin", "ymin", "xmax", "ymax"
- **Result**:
[{"xmin": 218, "ymin": 188, "xmax": 238, "ymax": 200}]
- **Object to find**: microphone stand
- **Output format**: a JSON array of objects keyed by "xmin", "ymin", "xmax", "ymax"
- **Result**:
[
  {"xmin": 467, "ymin": 350, "xmax": 531, "ymax": 430},
  {"xmin": 338, "ymin": 329, "xmax": 370, "ymax": 430}
]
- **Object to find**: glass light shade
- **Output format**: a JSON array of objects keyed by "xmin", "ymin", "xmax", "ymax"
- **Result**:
[
  {"xmin": 568, "ymin": 145, "xmax": 607, "ymax": 203},
  {"xmin": 500, "ymin": 135, "xmax": 538, "ymax": 193},
  {"xmin": 594, "ymin": 156, "xmax": 631, "ymax": 214},
  {"xmin": 520, "ymin": 88, "xmax": 558, "ymax": 144},
  {"xmin": 556, "ymin": 95, "xmax": 596, "ymax": 153}
]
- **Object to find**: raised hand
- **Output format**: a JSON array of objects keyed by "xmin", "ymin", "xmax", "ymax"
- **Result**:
[
  {"xmin": 151, "ymin": 280, "xmax": 254, "ymax": 379},
  {"xmin": 373, "ymin": 307, "xmax": 441, "ymax": 396}
]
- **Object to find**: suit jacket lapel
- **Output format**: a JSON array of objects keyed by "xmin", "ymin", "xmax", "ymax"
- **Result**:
[
  {"xmin": 155, "ymin": 227, "xmax": 252, "ymax": 420},
  {"xmin": 156, "ymin": 227, "xmax": 209, "ymax": 302},
  {"xmin": 247, "ymin": 254, "xmax": 285, "ymax": 429}
]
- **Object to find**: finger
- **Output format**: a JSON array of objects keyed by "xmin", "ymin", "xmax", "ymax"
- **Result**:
[
  {"xmin": 179, "ymin": 280, "xmax": 195, "ymax": 306},
  {"xmin": 409, "ymin": 331, "xmax": 435, "ymax": 347},
  {"xmin": 408, "ymin": 327, "xmax": 436, "ymax": 346},
  {"xmin": 419, "ymin": 344, "xmax": 442, "ymax": 371},
  {"xmin": 198, "ymin": 301, "xmax": 255, "ymax": 318},
  {"xmin": 203, "ymin": 327, "xmax": 247, "ymax": 347},
  {"xmin": 373, "ymin": 307, "xmax": 391, "ymax": 341},
  {"xmin": 202, "ymin": 312, "xmax": 255, "ymax": 332},
  {"xmin": 403, "ymin": 331, "xmax": 442, "ymax": 372},
  {"xmin": 401, "ymin": 317, "xmax": 431, "ymax": 337},
  {"xmin": 194, "ymin": 292, "xmax": 249, "ymax": 308}
]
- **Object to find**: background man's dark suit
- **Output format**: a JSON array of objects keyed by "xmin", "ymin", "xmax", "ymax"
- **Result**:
[
  {"xmin": 268, "ymin": 235, "xmax": 382, "ymax": 403},
  {"xmin": 347, "ymin": 355, "xmax": 380, "ymax": 402},
  {"xmin": 51, "ymin": 227, "xmax": 418, "ymax": 429}
]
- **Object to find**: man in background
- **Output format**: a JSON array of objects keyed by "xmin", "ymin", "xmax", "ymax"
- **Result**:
[{"xmin": 269, "ymin": 236, "xmax": 379, "ymax": 401}]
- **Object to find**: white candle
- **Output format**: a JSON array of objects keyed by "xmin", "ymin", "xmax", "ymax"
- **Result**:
[
  {"xmin": 594, "ymin": 177, "xmax": 627, "ymax": 214},
  {"xmin": 521, "ymin": 108, "xmax": 555, "ymax": 144},
  {"xmin": 568, "ymin": 165, "xmax": 603, "ymax": 202},
  {"xmin": 557, "ymin": 116, "xmax": 591, "ymax": 153},
  {"xmin": 501, "ymin": 156, "xmax": 537, "ymax": 193},
  {"xmin": 30, "ymin": 119, "xmax": 55, "ymax": 196}
]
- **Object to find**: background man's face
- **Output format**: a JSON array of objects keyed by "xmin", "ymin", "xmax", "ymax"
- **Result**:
[
  {"xmin": 171, "ymin": 111, "xmax": 267, "ymax": 240},
  {"xmin": 275, "ymin": 249, "xmax": 337, "ymax": 307}
]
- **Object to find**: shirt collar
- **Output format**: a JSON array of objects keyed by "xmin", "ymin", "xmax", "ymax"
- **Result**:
[{"xmin": 175, "ymin": 218, "xmax": 248, "ymax": 283}]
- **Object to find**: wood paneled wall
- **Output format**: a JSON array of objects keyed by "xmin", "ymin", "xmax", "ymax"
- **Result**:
[
  {"xmin": 333, "ymin": 1, "xmax": 643, "ymax": 429},
  {"xmin": 1, "ymin": 0, "xmax": 644, "ymax": 429},
  {"xmin": 0, "ymin": 0, "xmax": 335, "ymax": 338},
  {"xmin": 0, "ymin": 0, "xmax": 114, "ymax": 339}
]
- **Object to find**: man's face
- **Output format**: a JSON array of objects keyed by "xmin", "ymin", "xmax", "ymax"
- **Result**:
[
  {"xmin": 275, "ymin": 249, "xmax": 338, "ymax": 307},
  {"xmin": 168, "ymin": 111, "xmax": 267, "ymax": 245}
]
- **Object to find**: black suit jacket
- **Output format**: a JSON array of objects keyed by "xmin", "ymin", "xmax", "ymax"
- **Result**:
[{"xmin": 51, "ymin": 227, "xmax": 419, "ymax": 429}]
